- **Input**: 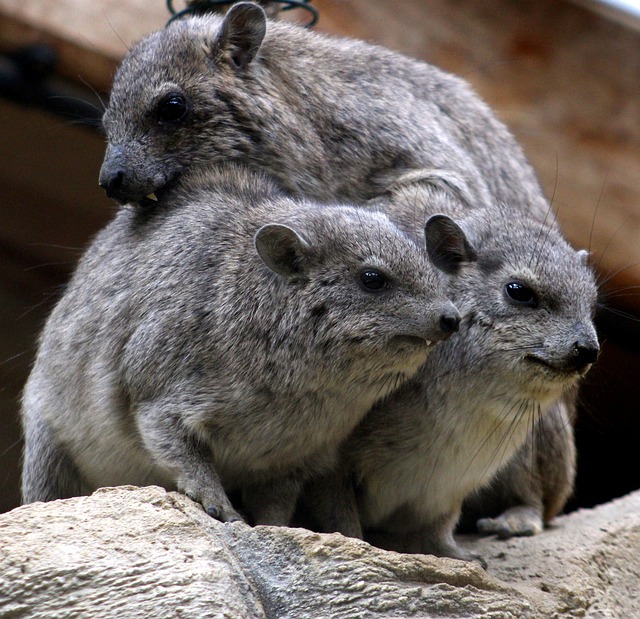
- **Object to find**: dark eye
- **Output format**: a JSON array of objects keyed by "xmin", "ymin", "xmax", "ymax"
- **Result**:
[
  {"xmin": 157, "ymin": 94, "xmax": 188, "ymax": 123},
  {"xmin": 359, "ymin": 269, "xmax": 389, "ymax": 292},
  {"xmin": 504, "ymin": 281, "xmax": 538, "ymax": 307}
]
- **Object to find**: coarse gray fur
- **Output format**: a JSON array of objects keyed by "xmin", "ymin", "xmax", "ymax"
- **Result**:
[
  {"xmin": 309, "ymin": 176, "xmax": 598, "ymax": 564},
  {"xmin": 99, "ymin": 2, "xmax": 543, "ymax": 217},
  {"xmin": 98, "ymin": 2, "xmax": 581, "ymax": 535},
  {"xmin": 21, "ymin": 164, "xmax": 473, "ymax": 524}
]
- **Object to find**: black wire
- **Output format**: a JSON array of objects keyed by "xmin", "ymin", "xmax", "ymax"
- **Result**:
[{"xmin": 166, "ymin": 0, "xmax": 319, "ymax": 27}]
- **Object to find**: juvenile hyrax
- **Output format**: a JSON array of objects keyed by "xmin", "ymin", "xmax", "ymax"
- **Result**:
[
  {"xmin": 21, "ymin": 164, "xmax": 473, "ymax": 524},
  {"xmin": 312, "ymin": 178, "xmax": 599, "ymax": 564},
  {"xmin": 98, "ymin": 2, "xmax": 544, "ymax": 217}
]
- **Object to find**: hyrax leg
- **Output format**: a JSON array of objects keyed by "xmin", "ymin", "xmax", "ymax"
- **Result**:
[
  {"xmin": 302, "ymin": 465, "xmax": 364, "ymax": 539},
  {"xmin": 365, "ymin": 509, "xmax": 486, "ymax": 568},
  {"xmin": 413, "ymin": 511, "xmax": 486, "ymax": 568},
  {"xmin": 21, "ymin": 408, "xmax": 85, "ymax": 504},
  {"xmin": 242, "ymin": 472, "xmax": 305, "ymax": 526},
  {"xmin": 137, "ymin": 403, "xmax": 242, "ymax": 523}
]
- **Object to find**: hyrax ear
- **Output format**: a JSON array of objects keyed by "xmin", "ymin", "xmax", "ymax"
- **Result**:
[
  {"xmin": 424, "ymin": 214, "xmax": 478, "ymax": 275},
  {"xmin": 576, "ymin": 249, "xmax": 590, "ymax": 266},
  {"xmin": 216, "ymin": 2, "xmax": 267, "ymax": 69},
  {"xmin": 255, "ymin": 223, "xmax": 311, "ymax": 279}
]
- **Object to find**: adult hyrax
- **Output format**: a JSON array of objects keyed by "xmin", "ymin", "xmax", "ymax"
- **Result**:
[
  {"xmin": 98, "ymin": 2, "xmax": 544, "ymax": 217},
  {"xmin": 21, "ymin": 164, "xmax": 473, "ymax": 524},
  {"xmin": 311, "ymin": 177, "xmax": 599, "ymax": 564}
]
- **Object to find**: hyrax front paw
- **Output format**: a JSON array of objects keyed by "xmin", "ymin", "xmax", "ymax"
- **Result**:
[
  {"xmin": 180, "ymin": 484, "xmax": 244, "ymax": 523},
  {"xmin": 437, "ymin": 543, "xmax": 487, "ymax": 570},
  {"xmin": 477, "ymin": 505, "xmax": 543, "ymax": 539}
]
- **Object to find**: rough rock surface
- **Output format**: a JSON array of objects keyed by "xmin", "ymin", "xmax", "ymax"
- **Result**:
[{"xmin": 0, "ymin": 485, "xmax": 638, "ymax": 618}]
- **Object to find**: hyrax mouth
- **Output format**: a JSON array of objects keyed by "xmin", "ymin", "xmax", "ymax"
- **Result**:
[
  {"xmin": 524, "ymin": 354, "xmax": 585, "ymax": 378},
  {"xmin": 134, "ymin": 181, "xmax": 173, "ymax": 208},
  {"xmin": 392, "ymin": 335, "xmax": 433, "ymax": 348},
  {"xmin": 139, "ymin": 172, "xmax": 184, "ymax": 207},
  {"xmin": 101, "ymin": 166, "xmax": 181, "ymax": 207}
]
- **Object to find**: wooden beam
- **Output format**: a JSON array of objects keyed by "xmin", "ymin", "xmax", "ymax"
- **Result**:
[
  {"xmin": 0, "ymin": 0, "xmax": 167, "ymax": 91},
  {"xmin": 313, "ymin": 0, "xmax": 640, "ymax": 310}
]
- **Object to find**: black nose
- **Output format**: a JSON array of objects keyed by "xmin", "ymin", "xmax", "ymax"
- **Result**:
[
  {"xmin": 99, "ymin": 169, "xmax": 127, "ymax": 200},
  {"xmin": 572, "ymin": 342, "xmax": 599, "ymax": 370},
  {"xmin": 439, "ymin": 312, "xmax": 461, "ymax": 335}
]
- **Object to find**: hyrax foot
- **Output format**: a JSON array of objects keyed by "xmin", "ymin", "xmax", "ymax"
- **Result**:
[
  {"xmin": 477, "ymin": 505, "xmax": 543, "ymax": 539},
  {"xmin": 181, "ymin": 485, "xmax": 243, "ymax": 523},
  {"xmin": 401, "ymin": 530, "xmax": 488, "ymax": 569},
  {"xmin": 434, "ymin": 543, "xmax": 487, "ymax": 570}
]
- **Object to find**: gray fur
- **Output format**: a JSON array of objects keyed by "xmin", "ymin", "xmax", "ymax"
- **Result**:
[
  {"xmin": 98, "ymin": 3, "xmax": 585, "ymax": 538},
  {"xmin": 461, "ymin": 395, "xmax": 577, "ymax": 538},
  {"xmin": 21, "ymin": 164, "xmax": 471, "ymax": 524},
  {"xmin": 99, "ymin": 2, "xmax": 543, "ymax": 216},
  {"xmin": 312, "ymin": 177, "xmax": 598, "ymax": 565}
]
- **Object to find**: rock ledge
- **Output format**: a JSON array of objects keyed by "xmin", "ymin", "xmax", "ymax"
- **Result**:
[{"xmin": 1, "ymin": 485, "xmax": 638, "ymax": 618}]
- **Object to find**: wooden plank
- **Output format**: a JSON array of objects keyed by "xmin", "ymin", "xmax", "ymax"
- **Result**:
[{"xmin": 0, "ymin": 0, "xmax": 167, "ymax": 91}]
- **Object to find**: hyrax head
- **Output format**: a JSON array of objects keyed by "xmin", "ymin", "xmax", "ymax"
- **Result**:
[
  {"xmin": 253, "ymin": 208, "xmax": 475, "ymax": 385},
  {"xmin": 100, "ymin": 3, "xmax": 271, "ymax": 205},
  {"xmin": 447, "ymin": 210, "xmax": 599, "ymax": 403}
]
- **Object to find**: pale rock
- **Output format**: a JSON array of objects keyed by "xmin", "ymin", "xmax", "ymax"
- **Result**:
[{"xmin": 0, "ymin": 485, "xmax": 638, "ymax": 619}]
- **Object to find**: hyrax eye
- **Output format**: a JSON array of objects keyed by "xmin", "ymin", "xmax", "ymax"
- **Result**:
[
  {"xmin": 156, "ymin": 94, "xmax": 188, "ymax": 123},
  {"xmin": 359, "ymin": 269, "xmax": 390, "ymax": 292},
  {"xmin": 504, "ymin": 281, "xmax": 538, "ymax": 308}
]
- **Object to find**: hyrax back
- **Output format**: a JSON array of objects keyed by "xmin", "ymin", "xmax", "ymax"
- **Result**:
[
  {"xmin": 99, "ymin": 3, "xmax": 543, "ymax": 214},
  {"xmin": 21, "ymin": 164, "xmax": 471, "ymax": 524}
]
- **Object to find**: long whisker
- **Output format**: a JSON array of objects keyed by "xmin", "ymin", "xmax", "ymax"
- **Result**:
[
  {"xmin": 430, "ymin": 343, "xmax": 542, "ymax": 382},
  {"xmin": 592, "ymin": 220, "xmax": 627, "ymax": 274},
  {"xmin": 599, "ymin": 307, "xmax": 640, "ymax": 323},
  {"xmin": 530, "ymin": 155, "xmax": 559, "ymax": 269},
  {"xmin": 595, "ymin": 260, "xmax": 640, "ymax": 289},
  {"xmin": 534, "ymin": 210, "xmax": 560, "ymax": 274},
  {"xmin": 587, "ymin": 174, "xmax": 608, "ymax": 261},
  {"xmin": 459, "ymin": 396, "xmax": 523, "ymax": 481},
  {"xmin": 483, "ymin": 400, "xmax": 531, "ymax": 481},
  {"xmin": 102, "ymin": 11, "xmax": 131, "ymax": 53},
  {"xmin": 77, "ymin": 75, "xmax": 108, "ymax": 113},
  {"xmin": 0, "ymin": 435, "xmax": 23, "ymax": 461}
]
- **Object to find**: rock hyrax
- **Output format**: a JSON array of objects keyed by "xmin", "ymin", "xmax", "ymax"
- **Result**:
[
  {"xmin": 21, "ymin": 164, "xmax": 473, "ymax": 524},
  {"xmin": 98, "ymin": 1, "xmax": 582, "ymax": 534},
  {"xmin": 99, "ymin": 2, "xmax": 543, "ymax": 218}
]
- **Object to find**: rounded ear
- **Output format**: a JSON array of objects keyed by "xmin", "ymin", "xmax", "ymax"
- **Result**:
[
  {"xmin": 424, "ymin": 214, "xmax": 478, "ymax": 275},
  {"xmin": 254, "ymin": 223, "xmax": 311, "ymax": 279},
  {"xmin": 576, "ymin": 249, "xmax": 590, "ymax": 266},
  {"xmin": 216, "ymin": 2, "xmax": 267, "ymax": 69}
]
